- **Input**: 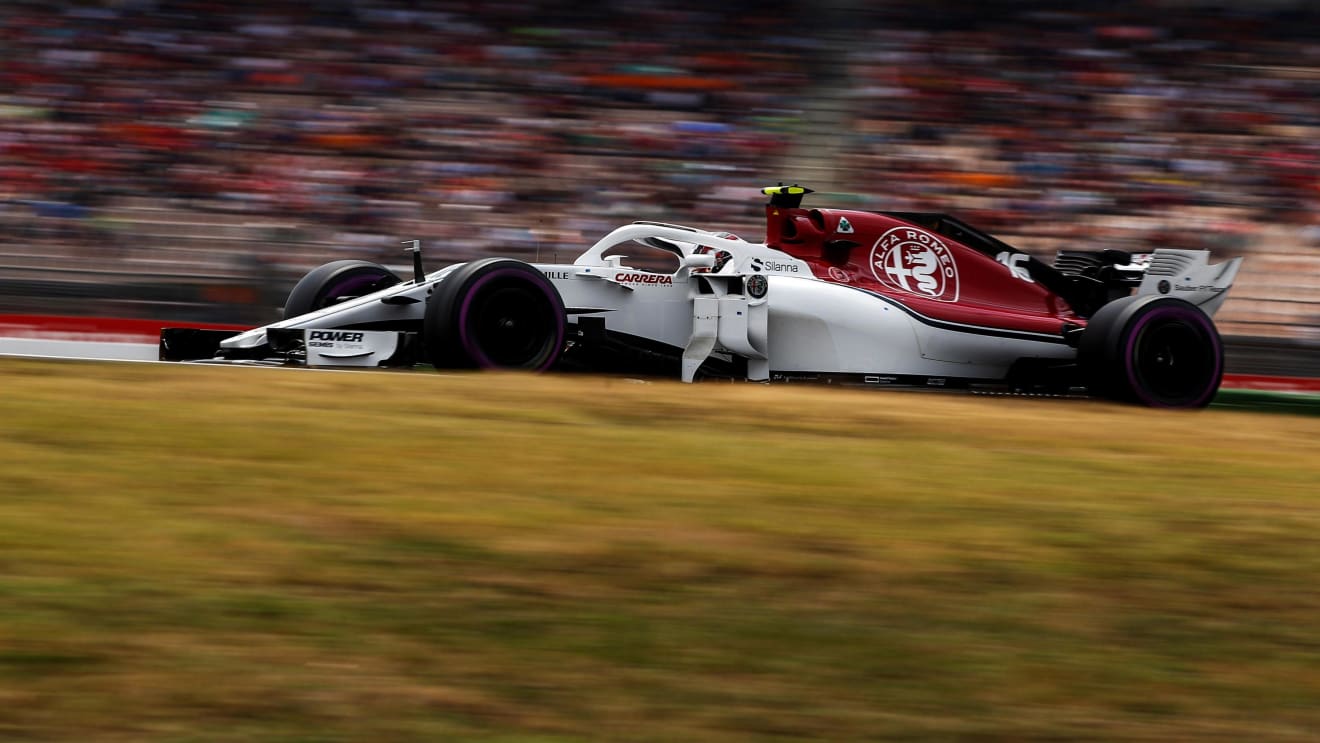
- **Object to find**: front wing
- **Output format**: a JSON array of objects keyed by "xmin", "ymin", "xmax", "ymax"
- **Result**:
[{"xmin": 160, "ymin": 327, "xmax": 419, "ymax": 367}]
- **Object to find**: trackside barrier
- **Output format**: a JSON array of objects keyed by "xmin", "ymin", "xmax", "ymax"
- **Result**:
[
  {"xmin": 1220, "ymin": 374, "xmax": 1320, "ymax": 394},
  {"xmin": 0, "ymin": 315, "xmax": 247, "ymax": 344}
]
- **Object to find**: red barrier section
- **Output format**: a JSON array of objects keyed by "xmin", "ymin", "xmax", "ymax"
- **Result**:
[
  {"xmin": 0, "ymin": 315, "xmax": 248, "ymax": 344},
  {"xmin": 1221, "ymin": 374, "xmax": 1320, "ymax": 393}
]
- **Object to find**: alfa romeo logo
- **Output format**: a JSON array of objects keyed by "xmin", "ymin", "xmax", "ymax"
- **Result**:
[{"xmin": 869, "ymin": 227, "xmax": 959, "ymax": 302}]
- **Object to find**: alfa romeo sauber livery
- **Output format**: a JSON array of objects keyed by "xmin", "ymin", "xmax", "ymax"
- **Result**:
[{"xmin": 161, "ymin": 186, "xmax": 1243, "ymax": 408}]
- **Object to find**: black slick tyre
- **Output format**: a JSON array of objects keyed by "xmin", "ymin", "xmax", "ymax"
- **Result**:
[
  {"xmin": 283, "ymin": 260, "xmax": 401, "ymax": 319},
  {"xmin": 1078, "ymin": 295, "xmax": 1223, "ymax": 408},
  {"xmin": 423, "ymin": 258, "xmax": 566, "ymax": 371}
]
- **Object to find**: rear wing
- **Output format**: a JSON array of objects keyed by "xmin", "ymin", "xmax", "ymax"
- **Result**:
[{"xmin": 1135, "ymin": 249, "xmax": 1243, "ymax": 317}]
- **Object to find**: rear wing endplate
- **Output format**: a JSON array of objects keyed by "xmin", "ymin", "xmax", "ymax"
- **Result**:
[{"xmin": 1135, "ymin": 249, "xmax": 1243, "ymax": 317}]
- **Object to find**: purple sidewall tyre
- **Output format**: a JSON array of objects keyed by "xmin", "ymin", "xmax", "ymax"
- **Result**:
[
  {"xmin": 284, "ymin": 260, "xmax": 401, "ymax": 319},
  {"xmin": 424, "ymin": 258, "xmax": 566, "ymax": 371},
  {"xmin": 1079, "ymin": 295, "xmax": 1223, "ymax": 408},
  {"xmin": 456, "ymin": 268, "xmax": 564, "ymax": 371},
  {"xmin": 1120, "ymin": 303, "xmax": 1222, "ymax": 408}
]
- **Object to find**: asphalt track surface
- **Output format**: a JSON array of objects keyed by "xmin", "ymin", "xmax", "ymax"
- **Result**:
[{"xmin": 0, "ymin": 337, "xmax": 158, "ymax": 363}]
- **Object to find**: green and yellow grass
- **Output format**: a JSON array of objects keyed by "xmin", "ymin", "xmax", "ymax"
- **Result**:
[{"xmin": 2, "ymin": 359, "xmax": 1319, "ymax": 742}]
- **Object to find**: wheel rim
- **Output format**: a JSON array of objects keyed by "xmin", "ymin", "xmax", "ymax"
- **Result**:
[
  {"xmin": 1128, "ymin": 314, "xmax": 1219, "ymax": 406},
  {"xmin": 463, "ymin": 280, "xmax": 560, "ymax": 368}
]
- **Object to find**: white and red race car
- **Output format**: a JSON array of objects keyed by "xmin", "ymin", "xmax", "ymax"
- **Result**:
[{"xmin": 161, "ymin": 186, "xmax": 1242, "ymax": 407}]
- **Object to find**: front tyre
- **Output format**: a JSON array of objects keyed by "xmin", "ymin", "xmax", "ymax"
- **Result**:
[
  {"xmin": 423, "ymin": 258, "xmax": 565, "ymax": 371},
  {"xmin": 283, "ymin": 260, "xmax": 401, "ymax": 319},
  {"xmin": 1079, "ymin": 295, "xmax": 1223, "ymax": 408}
]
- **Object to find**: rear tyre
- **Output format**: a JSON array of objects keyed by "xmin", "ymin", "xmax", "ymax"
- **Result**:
[
  {"xmin": 284, "ymin": 260, "xmax": 401, "ymax": 319},
  {"xmin": 423, "ymin": 258, "xmax": 565, "ymax": 371},
  {"xmin": 1079, "ymin": 295, "xmax": 1223, "ymax": 408}
]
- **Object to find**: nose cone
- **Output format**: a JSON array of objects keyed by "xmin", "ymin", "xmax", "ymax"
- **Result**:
[{"xmin": 220, "ymin": 327, "xmax": 267, "ymax": 350}]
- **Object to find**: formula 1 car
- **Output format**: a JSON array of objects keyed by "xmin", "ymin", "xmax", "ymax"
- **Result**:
[{"xmin": 161, "ymin": 186, "xmax": 1242, "ymax": 407}]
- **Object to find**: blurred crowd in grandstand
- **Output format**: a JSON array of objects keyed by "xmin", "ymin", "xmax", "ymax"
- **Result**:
[{"xmin": 1, "ymin": 0, "xmax": 1318, "ymax": 334}]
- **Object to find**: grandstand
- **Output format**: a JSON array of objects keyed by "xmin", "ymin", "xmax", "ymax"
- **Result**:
[{"xmin": 2, "ymin": 0, "xmax": 1317, "ymax": 351}]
